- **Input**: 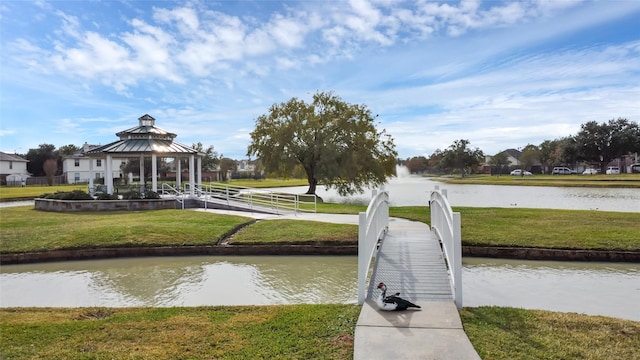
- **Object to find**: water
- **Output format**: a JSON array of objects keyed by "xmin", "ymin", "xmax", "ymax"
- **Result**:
[
  {"xmin": 1, "ymin": 256, "xmax": 638, "ymax": 321},
  {"xmin": 274, "ymin": 176, "xmax": 640, "ymax": 212},
  {"xmin": 0, "ymin": 256, "xmax": 357, "ymax": 307}
]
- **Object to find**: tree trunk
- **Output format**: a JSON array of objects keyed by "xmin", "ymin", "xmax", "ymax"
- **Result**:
[{"xmin": 306, "ymin": 177, "xmax": 317, "ymax": 194}]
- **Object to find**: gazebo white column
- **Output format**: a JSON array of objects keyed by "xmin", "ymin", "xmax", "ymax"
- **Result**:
[
  {"xmin": 176, "ymin": 157, "xmax": 182, "ymax": 190},
  {"xmin": 139, "ymin": 154, "xmax": 145, "ymax": 192},
  {"xmin": 189, "ymin": 154, "xmax": 195, "ymax": 196},
  {"xmin": 197, "ymin": 157, "xmax": 202, "ymax": 189},
  {"xmin": 106, "ymin": 154, "xmax": 114, "ymax": 194},
  {"xmin": 152, "ymin": 153, "xmax": 158, "ymax": 192}
]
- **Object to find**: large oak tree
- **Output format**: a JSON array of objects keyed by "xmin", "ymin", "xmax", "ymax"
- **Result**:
[
  {"xmin": 247, "ymin": 91, "xmax": 397, "ymax": 195},
  {"xmin": 441, "ymin": 139, "xmax": 484, "ymax": 177}
]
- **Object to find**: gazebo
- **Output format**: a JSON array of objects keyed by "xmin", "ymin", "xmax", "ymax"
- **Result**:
[{"xmin": 87, "ymin": 114, "xmax": 204, "ymax": 196}]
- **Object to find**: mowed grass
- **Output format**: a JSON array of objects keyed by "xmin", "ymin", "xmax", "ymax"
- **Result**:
[
  {"xmin": 437, "ymin": 173, "xmax": 640, "ymax": 188},
  {"xmin": 1, "ymin": 306, "xmax": 637, "ymax": 360},
  {"xmin": 457, "ymin": 207, "xmax": 640, "ymax": 250},
  {"xmin": 228, "ymin": 219, "xmax": 357, "ymax": 245},
  {"xmin": 0, "ymin": 185, "xmax": 87, "ymax": 200},
  {"xmin": 0, "ymin": 305, "xmax": 360, "ymax": 360},
  {"xmin": 0, "ymin": 207, "xmax": 251, "ymax": 253},
  {"xmin": 2, "ymin": 205, "xmax": 639, "ymax": 253},
  {"xmin": 460, "ymin": 307, "xmax": 640, "ymax": 360}
]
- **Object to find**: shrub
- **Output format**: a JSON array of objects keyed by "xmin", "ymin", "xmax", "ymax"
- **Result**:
[
  {"xmin": 97, "ymin": 193, "xmax": 118, "ymax": 200},
  {"xmin": 122, "ymin": 191, "xmax": 142, "ymax": 200},
  {"xmin": 40, "ymin": 190, "xmax": 93, "ymax": 200},
  {"xmin": 143, "ymin": 190, "xmax": 160, "ymax": 199}
]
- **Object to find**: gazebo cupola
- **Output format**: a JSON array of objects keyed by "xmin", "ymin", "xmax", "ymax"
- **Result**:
[{"xmin": 87, "ymin": 114, "xmax": 204, "ymax": 196}]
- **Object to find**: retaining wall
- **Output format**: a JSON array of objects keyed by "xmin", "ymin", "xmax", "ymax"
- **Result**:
[{"xmin": 34, "ymin": 198, "xmax": 178, "ymax": 212}]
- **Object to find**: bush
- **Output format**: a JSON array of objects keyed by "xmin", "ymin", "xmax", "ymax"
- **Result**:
[
  {"xmin": 41, "ymin": 190, "xmax": 93, "ymax": 200},
  {"xmin": 143, "ymin": 190, "xmax": 160, "ymax": 199},
  {"xmin": 96, "ymin": 193, "xmax": 118, "ymax": 200},
  {"xmin": 122, "ymin": 191, "xmax": 142, "ymax": 200}
]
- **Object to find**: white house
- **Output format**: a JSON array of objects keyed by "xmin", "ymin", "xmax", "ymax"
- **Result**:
[
  {"xmin": 0, "ymin": 152, "xmax": 30, "ymax": 186},
  {"xmin": 62, "ymin": 143, "xmax": 127, "ymax": 184}
]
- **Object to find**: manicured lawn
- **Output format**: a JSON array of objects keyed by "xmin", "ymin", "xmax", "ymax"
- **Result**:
[
  {"xmin": 0, "ymin": 207, "xmax": 251, "ymax": 253},
  {"xmin": 0, "ymin": 305, "xmax": 360, "ymax": 359},
  {"xmin": 1, "ymin": 205, "xmax": 639, "ymax": 253},
  {"xmin": 1, "ymin": 306, "xmax": 637, "ymax": 359},
  {"xmin": 460, "ymin": 307, "xmax": 640, "ymax": 360},
  {"xmin": 437, "ymin": 173, "xmax": 640, "ymax": 188},
  {"xmin": 215, "ymin": 178, "xmax": 310, "ymax": 188},
  {"xmin": 228, "ymin": 219, "xmax": 357, "ymax": 245},
  {"xmin": 0, "ymin": 184, "xmax": 87, "ymax": 200}
]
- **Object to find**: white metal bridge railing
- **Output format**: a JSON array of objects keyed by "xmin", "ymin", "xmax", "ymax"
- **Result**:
[
  {"xmin": 430, "ymin": 186, "xmax": 463, "ymax": 309},
  {"xmin": 161, "ymin": 183, "xmax": 185, "ymax": 209},
  {"xmin": 181, "ymin": 182, "xmax": 317, "ymax": 214},
  {"xmin": 357, "ymin": 188, "xmax": 390, "ymax": 305}
]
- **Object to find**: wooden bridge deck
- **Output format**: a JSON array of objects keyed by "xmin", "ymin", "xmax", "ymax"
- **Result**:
[{"xmin": 366, "ymin": 222, "xmax": 453, "ymax": 302}]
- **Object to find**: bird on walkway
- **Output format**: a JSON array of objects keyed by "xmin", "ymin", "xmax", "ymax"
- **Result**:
[{"xmin": 375, "ymin": 282, "xmax": 421, "ymax": 311}]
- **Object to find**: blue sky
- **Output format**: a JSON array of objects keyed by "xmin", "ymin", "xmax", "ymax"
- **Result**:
[{"xmin": 1, "ymin": 0, "xmax": 639, "ymax": 160}]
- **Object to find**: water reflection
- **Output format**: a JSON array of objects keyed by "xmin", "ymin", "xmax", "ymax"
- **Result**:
[{"xmin": 0, "ymin": 256, "xmax": 357, "ymax": 307}]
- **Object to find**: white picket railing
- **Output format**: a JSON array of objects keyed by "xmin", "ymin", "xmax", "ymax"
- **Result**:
[
  {"xmin": 430, "ymin": 186, "xmax": 463, "ymax": 309},
  {"xmin": 357, "ymin": 188, "xmax": 390, "ymax": 305},
  {"xmin": 183, "ymin": 182, "xmax": 317, "ymax": 214}
]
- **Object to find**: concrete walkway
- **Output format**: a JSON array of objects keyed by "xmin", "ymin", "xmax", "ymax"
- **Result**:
[{"xmin": 354, "ymin": 299, "xmax": 479, "ymax": 359}]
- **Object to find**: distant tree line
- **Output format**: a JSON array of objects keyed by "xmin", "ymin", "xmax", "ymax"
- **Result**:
[{"xmin": 400, "ymin": 118, "xmax": 639, "ymax": 176}]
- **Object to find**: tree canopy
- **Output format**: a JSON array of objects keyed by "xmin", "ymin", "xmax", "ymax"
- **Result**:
[
  {"xmin": 574, "ymin": 118, "xmax": 640, "ymax": 172},
  {"xmin": 441, "ymin": 139, "xmax": 484, "ymax": 177},
  {"xmin": 247, "ymin": 91, "xmax": 397, "ymax": 195},
  {"xmin": 488, "ymin": 150, "xmax": 509, "ymax": 175},
  {"xmin": 25, "ymin": 144, "xmax": 57, "ymax": 177}
]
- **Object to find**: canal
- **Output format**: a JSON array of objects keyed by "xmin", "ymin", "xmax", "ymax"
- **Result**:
[{"xmin": 2, "ymin": 256, "xmax": 638, "ymax": 321}]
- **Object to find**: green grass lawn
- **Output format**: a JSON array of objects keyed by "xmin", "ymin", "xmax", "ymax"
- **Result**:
[
  {"xmin": 0, "ymin": 305, "xmax": 360, "ymax": 359},
  {"xmin": 2, "ymin": 205, "xmax": 639, "ymax": 253},
  {"xmin": 460, "ymin": 307, "xmax": 640, "ymax": 360},
  {"xmin": 1, "ymin": 306, "xmax": 637, "ymax": 360},
  {"xmin": 228, "ymin": 219, "xmax": 357, "ymax": 245},
  {"xmin": 0, "ymin": 184, "xmax": 87, "ymax": 200},
  {"xmin": 437, "ymin": 173, "xmax": 640, "ymax": 188},
  {"xmin": 0, "ymin": 207, "xmax": 251, "ymax": 253}
]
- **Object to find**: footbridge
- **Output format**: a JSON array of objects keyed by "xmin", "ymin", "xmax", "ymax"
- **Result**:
[
  {"xmin": 354, "ymin": 187, "xmax": 480, "ymax": 359},
  {"xmin": 160, "ymin": 183, "xmax": 317, "ymax": 215}
]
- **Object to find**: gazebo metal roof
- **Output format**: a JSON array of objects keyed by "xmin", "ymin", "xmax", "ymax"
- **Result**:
[{"xmin": 87, "ymin": 114, "xmax": 201, "ymax": 156}]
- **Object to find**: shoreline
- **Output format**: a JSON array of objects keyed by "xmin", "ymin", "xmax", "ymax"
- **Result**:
[{"xmin": 2, "ymin": 245, "xmax": 638, "ymax": 265}]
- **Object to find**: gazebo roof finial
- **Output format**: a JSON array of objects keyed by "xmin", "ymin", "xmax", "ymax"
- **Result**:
[{"xmin": 139, "ymin": 114, "xmax": 155, "ymax": 126}]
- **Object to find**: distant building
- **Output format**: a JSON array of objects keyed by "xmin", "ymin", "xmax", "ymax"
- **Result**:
[
  {"xmin": 0, "ymin": 152, "xmax": 30, "ymax": 186},
  {"xmin": 61, "ymin": 143, "xmax": 127, "ymax": 184}
]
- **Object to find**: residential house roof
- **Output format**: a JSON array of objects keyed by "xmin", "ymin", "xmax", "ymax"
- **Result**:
[{"xmin": 0, "ymin": 152, "xmax": 28, "ymax": 162}]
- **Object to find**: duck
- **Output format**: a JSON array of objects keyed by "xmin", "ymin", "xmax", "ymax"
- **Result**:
[{"xmin": 375, "ymin": 282, "xmax": 421, "ymax": 311}]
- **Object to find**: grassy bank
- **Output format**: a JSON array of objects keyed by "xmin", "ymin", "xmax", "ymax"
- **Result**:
[
  {"xmin": 460, "ymin": 307, "xmax": 640, "ymax": 360},
  {"xmin": 436, "ymin": 173, "xmax": 640, "ymax": 188},
  {"xmin": 0, "ymin": 305, "xmax": 360, "ymax": 359},
  {"xmin": 1, "ymin": 306, "xmax": 637, "ymax": 359},
  {"xmin": 2, "ymin": 206, "xmax": 639, "ymax": 254}
]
